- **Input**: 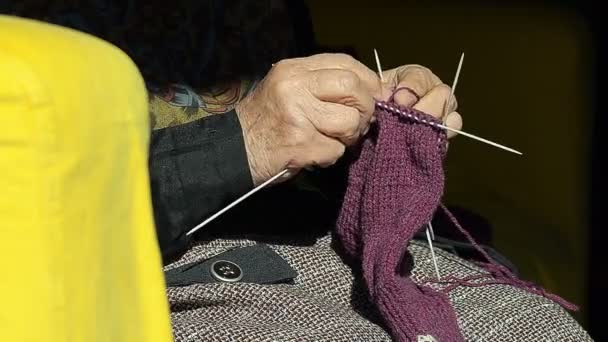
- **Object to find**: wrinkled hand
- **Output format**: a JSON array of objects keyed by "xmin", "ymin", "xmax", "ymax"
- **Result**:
[
  {"xmin": 236, "ymin": 55, "xmax": 464, "ymax": 186},
  {"xmin": 381, "ymin": 65, "xmax": 463, "ymax": 138},
  {"xmin": 236, "ymin": 53, "xmax": 381, "ymax": 185}
]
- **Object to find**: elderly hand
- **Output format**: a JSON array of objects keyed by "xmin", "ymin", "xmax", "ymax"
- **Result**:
[
  {"xmin": 381, "ymin": 64, "xmax": 463, "ymax": 138},
  {"xmin": 236, "ymin": 54, "xmax": 463, "ymax": 185},
  {"xmin": 236, "ymin": 53, "xmax": 381, "ymax": 185}
]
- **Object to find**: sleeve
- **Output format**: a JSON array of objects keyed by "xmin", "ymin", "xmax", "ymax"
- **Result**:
[{"xmin": 148, "ymin": 109, "xmax": 253, "ymax": 263}]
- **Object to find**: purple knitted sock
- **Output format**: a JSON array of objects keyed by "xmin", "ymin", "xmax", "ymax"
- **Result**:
[{"xmin": 336, "ymin": 103, "xmax": 464, "ymax": 342}]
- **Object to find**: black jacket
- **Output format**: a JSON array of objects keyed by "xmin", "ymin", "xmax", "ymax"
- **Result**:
[{"xmin": 149, "ymin": 110, "xmax": 253, "ymax": 263}]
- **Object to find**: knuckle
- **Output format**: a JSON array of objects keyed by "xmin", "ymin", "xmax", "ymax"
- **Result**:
[
  {"xmin": 433, "ymin": 83, "xmax": 452, "ymax": 97},
  {"xmin": 288, "ymin": 128, "xmax": 310, "ymax": 147},
  {"xmin": 347, "ymin": 125, "xmax": 360, "ymax": 138},
  {"xmin": 273, "ymin": 59, "xmax": 291, "ymax": 70},
  {"xmin": 335, "ymin": 143, "xmax": 346, "ymax": 157},
  {"xmin": 401, "ymin": 65, "xmax": 441, "ymax": 86},
  {"xmin": 271, "ymin": 78, "xmax": 293, "ymax": 96},
  {"xmin": 324, "ymin": 143, "xmax": 345, "ymax": 162},
  {"xmin": 345, "ymin": 118, "xmax": 361, "ymax": 138},
  {"xmin": 333, "ymin": 118, "xmax": 360, "ymax": 144},
  {"xmin": 322, "ymin": 52, "xmax": 358, "ymax": 67},
  {"xmin": 406, "ymin": 65, "xmax": 432, "ymax": 80},
  {"xmin": 336, "ymin": 71, "xmax": 360, "ymax": 91},
  {"xmin": 314, "ymin": 141, "xmax": 346, "ymax": 168},
  {"xmin": 343, "ymin": 133, "xmax": 360, "ymax": 145},
  {"xmin": 328, "ymin": 113, "xmax": 358, "ymax": 137},
  {"xmin": 336, "ymin": 53, "xmax": 357, "ymax": 64},
  {"xmin": 407, "ymin": 64, "xmax": 433, "ymax": 75},
  {"xmin": 269, "ymin": 59, "xmax": 296, "ymax": 80},
  {"xmin": 337, "ymin": 109, "xmax": 361, "ymax": 136}
]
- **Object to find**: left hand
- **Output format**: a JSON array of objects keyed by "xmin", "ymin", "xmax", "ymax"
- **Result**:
[{"xmin": 380, "ymin": 65, "xmax": 463, "ymax": 138}]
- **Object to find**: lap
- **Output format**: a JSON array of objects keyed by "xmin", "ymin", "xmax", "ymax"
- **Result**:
[{"xmin": 166, "ymin": 234, "xmax": 592, "ymax": 341}]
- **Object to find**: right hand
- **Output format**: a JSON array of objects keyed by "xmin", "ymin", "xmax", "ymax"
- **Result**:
[
  {"xmin": 236, "ymin": 53, "xmax": 382, "ymax": 186},
  {"xmin": 380, "ymin": 65, "xmax": 462, "ymax": 138}
]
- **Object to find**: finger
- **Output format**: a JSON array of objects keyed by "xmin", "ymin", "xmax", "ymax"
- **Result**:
[
  {"xmin": 391, "ymin": 85, "xmax": 421, "ymax": 107},
  {"xmin": 413, "ymin": 84, "xmax": 457, "ymax": 119},
  {"xmin": 294, "ymin": 53, "xmax": 382, "ymax": 96},
  {"xmin": 303, "ymin": 69, "xmax": 375, "ymax": 122},
  {"xmin": 382, "ymin": 65, "xmax": 442, "ymax": 103},
  {"xmin": 288, "ymin": 132, "xmax": 346, "ymax": 169},
  {"xmin": 301, "ymin": 100, "xmax": 364, "ymax": 146},
  {"xmin": 444, "ymin": 111, "xmax": 463, "ymax": 139}
]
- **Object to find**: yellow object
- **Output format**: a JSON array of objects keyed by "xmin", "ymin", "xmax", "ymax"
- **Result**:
[{"xmin": 0, "ymin": 16, "xmax": 172, "ymax": 342}]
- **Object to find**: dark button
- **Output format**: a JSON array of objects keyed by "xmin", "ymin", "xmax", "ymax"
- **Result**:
[{"xmin": 210, "ymin": 260, "xmax": 243, "ymax": 282}]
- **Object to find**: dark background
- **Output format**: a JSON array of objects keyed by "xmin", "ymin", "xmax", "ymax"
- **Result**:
[
  {"xmin": 304, "ymin": 2, "xmax": 603, "ymax": 339},
  {"xmin": 2, "ymin": 0, "xmax": 603, "ymax": 339}
]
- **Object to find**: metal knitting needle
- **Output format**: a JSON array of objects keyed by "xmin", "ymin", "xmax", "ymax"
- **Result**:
[
  {"xmin": 426, "ymin": 223, "xmax": 441, "ymax": 280},
  {"xmin": 186, "ymin": 169, "xmax": 289, "ymax": 236},
  {"xmin": 429, "ymin": 53, "xmax": 464, "ymax": 242},
  {"xmin": 443, "ymin": 52, "xmax": 464, "ymax": 121},
  {"xmin": 374, "ymin": 49, "xmax": 441, "ymax": 278},
  {"xmin": 374, "ymin": 50, "xmax": 521, "ymax": 155},
  {"xmin": 435, "ymin": 123, "xmax": 522, "ymax": 155},
  {"xmin": 188, "ymin": 52, "xmax": 521, "ymax": 237},
  {"xmin": 187, "ymin": 51, "xmax": 384, "ymax": 237},
  {"xmin": 374, "ymin": 48, "xmax": 385, "ymax": 82},
  {"xmin": 428, "ymin": 221, "xmax": 436, "ymax": 240},
  {"xmin": 441, "ymin": 52, "xmax": 522, "ymax": 155}
]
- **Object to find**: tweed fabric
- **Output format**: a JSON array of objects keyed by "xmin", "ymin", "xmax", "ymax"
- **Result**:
[
  {"xmin": 165, "ymin": 235, "xmax": 592, "ymax": 341},
  {"xmin": 336, "ymin": 104, "xmax": 462, "ymax": 341},
  {"xmin": 167, "ymin": 235, "xmax": 390, "ymax": 341}
]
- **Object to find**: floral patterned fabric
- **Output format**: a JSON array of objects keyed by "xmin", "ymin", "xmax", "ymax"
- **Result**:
[{"xmin": 148, "ymin": 80, "xmax": 257, "ymax": 129}]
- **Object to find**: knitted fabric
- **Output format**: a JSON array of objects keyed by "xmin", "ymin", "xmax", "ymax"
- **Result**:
[
  {"xmin": 336, "ymin": 98, "xmax": 579, "ymax": 341},
  {"xmin": 336, "ymin": 101, "xmax": 464, "ymax": 341}
]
